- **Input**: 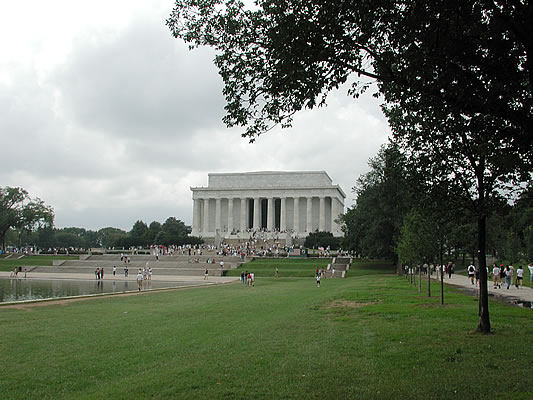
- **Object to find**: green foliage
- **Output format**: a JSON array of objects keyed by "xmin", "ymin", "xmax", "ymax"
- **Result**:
[
  {"xmin": 168, "ymin": 1, "xmax": 532, "ymax": 146},
  {"xmin": 304, "ymin": 231, "xmax": 340, "ymax": 250},
  {"xmin": 341, "ymin": 144, "xmax": 412, "ymax": 261},
  {"xmin": 0, "ymin": 186, "xmax": 54, "ymax": 250},
  {"xmin": 397, "ymin": 209, "xmax": 438, "ymax": 265}
]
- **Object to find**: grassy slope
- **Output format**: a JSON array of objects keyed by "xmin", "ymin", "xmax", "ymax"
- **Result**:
[
  {"xmin": 0, "ymin": 255, "xmax": 78, "ymax": 271},
  {"xmin": 1, "ymin": 261, "xmax": 532, "ymax": 399},
  {"xmin": 227, "ymin": 258, "xmax": 396, "ymax": 278}
]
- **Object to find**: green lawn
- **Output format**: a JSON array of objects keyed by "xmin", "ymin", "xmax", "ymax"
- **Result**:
[
  {"xmin": 0, "ymin": 255, "xmax": 78, "ymax": 271},
  {"xmin": 227, "ymin": 258, "xmax": 331, "ymax": 277},
  {"xmin": 228, "ymin": 258, "xmax": 396, "ymax": 278},
  {"xmin": 1, "ymin": 261, "xmax": 532, "ymax": 399}
]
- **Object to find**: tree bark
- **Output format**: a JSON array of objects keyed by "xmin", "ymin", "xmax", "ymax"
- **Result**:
[
  {"xmin": 440, "ymin": 243, "xmax": 444, "ymax": 305},
  {"xmin": 476, "ymin": 213, "xmax": 491, "ymax": 333},
  {"xmin": 418, "ymin": 265, "xmax": 422, "ymax": 292},
  {"xmin": 427, "ymin": 264, "xmax": 431, "ymax": 297}
]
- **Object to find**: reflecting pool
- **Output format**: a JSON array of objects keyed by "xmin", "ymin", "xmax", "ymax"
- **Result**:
[{"xmin": 0, "ymin": 278, "xmax": 189, "ymax": 303}]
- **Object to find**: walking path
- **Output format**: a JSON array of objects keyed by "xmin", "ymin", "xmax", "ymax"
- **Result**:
[{"xmin": 430, "ymin": 273, "xmax": 533, "ymax": 305}]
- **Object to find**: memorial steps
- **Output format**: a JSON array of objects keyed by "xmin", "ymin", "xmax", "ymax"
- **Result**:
[
  {"xmin": 327, "ymin": 257, "xmax": 352, "ymax": 278},
  {"xmin": 30, "ymin": 254, "xmax": 244, "ymax": 277}
]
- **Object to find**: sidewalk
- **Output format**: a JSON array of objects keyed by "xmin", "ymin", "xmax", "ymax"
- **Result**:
[{"xmin": 429, "ymin": 273, "xmax": 533, "ymax": 304}]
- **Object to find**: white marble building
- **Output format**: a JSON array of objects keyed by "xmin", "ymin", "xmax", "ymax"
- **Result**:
[{"xmin": 190, "ymin": 171, "xmax": 345, "ymax": 240}]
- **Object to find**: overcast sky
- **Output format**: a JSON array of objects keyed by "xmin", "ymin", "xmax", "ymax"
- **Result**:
[{"xmin": 0, "ymin": 0, "xmax": 390, "ymax": 232}]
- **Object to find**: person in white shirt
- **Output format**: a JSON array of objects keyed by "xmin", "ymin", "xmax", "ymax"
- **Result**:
[
  {"xmin": 136, "ymin": 271, "xmax": 143, "ymax": 291},
  {"xmin": 516, "ymin": 266, "xmax": 524, "ymax": 289},
  {"xmin": 528, "ymin": 263, "xmax": 533, "ymax": 286},
  {"xmin": 505, "ymin": 266, "xmax": 513, "ymax": 290},
  {"xmin": 492, "ymin": 264, "xmax": 500, "ymax": 289},
  {"xmin": 467, "ymin": 264, "xmax": 476, "ymax": 285}
]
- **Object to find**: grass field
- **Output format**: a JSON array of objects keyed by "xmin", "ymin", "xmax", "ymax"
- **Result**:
[
  {"xmin": 1, "ymin": 259, "xmax": 532, "ymax": 399},
  {"xmin": 0, "ymin": 255, "xmax": 79, "ymax": 271}
]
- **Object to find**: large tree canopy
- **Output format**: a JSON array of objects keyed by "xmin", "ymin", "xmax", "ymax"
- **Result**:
[
  {"xmin": 168, "ymin": 0, "xmax": 532, "ymax": 143},
  {"xmin": 0, "ymin": 187, "xmax": 54, "ymax": 250}
]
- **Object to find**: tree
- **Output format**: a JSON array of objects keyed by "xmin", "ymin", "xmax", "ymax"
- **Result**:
[
  {"xmin": 146, "ymin": 221, "xmax": 162, "ymax": 244},
  {"xmin": 130, "ymin": 220, "xmax": 149, "ymax": 246},
  {"xmin": 341, "ymin": 144, "xmax": 413, "ymax": 268},
  {"xmin": 0, "ymin": 187, "xmax": 54, "ymax": 250},
  {"xmin": 304, "ymin": 231, "xmax": 340, "ymax": 250},
  {"xmin": 98, "ymin": 227, "xmax": 128, "ymax": 248},
  {"xmin": 156, "ymin": 217, "xmax": 191, "ymax": 246},
  {"xmin": 16, "ymin": 198, "xmax": 54, "ymax": 248},
  {"xmin": 169, "ymin": 0, "xmax": 533, "ymax": 333},
  {"xmin": 397, "ymin": 210, "xmax": 438, "ymax": 269},
  {"xmin": 168, "ymin": 0, "xmax": 532, "ymax": 143}
]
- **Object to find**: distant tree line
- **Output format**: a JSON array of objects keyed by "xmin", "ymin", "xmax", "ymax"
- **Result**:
[
  {"xmin": 1, "ymin": 187, "xmax": 202, "ymax": 251},
  {"xmin": 341, "ymin": 143, "xmax": 533, "ymax": 268}
]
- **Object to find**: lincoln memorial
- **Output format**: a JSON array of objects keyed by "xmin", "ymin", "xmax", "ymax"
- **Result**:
[{"xmin": 190, "ymin": 171, "xmax": 345, "ymax": 242}]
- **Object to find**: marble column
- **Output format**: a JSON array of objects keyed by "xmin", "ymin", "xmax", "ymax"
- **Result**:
[
  {"xmin": 267, "ymin": 197, "xmax": 274, "ymax": 231},
  {"xmin": 306, "ymin": 197, "xmax": 313, "ymax": 232},
  {"xmin": 319, "ymin": 197, "xmax": 326, "ymax": 231},
  {"xmin": 293, "ymin": 197, "xmax": 300, "ymax": 234},
  {"xmin": 215, "ymin": 198, "xmax": 221, "ymax": 232},
  {"xmin": 192, "ymin": 198, "xmax": 200, "ymax": 235},
  {"xmin": 203, "ymin": 198, "xmax": 209, "ymax": 234},
  {"xmin": 280, "ymin": 197, "xmax": 286, "ymax": 231},
  {"xmin": 331, "ymin": 197, "xmax": 342, "ymax": 234},
  {"xmin": 240, "ymin": 198, "xmax": 247, "ymax": 231},
  {"xmin": 253, "ymin": 197, "xmax": 260, "ymax": 230},
  {"xmin": 227, "ymin": 198, "xmax": 234, "ymax": 233}
]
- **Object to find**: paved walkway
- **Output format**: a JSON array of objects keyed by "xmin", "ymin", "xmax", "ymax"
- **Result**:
[{"xmin": 428, "ymin": 273, "xmax": 533, "ymax": 305}]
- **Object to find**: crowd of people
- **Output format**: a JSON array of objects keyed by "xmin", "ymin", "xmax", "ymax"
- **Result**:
[{"xmin": 404, "ymin": 261, "xmax": 533, "ymax": 290}]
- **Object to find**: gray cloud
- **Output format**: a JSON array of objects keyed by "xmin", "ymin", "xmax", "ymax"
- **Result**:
[{"xmin": 0, "ymin": 2, "xmax": 390, "ymax": 231}]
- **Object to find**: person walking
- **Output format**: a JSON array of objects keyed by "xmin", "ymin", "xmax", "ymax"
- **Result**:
[
  {"xmin": 492, "ymin": 263, "xmax": 500, "ymax": 289},
  {"xmin": 113, "ymin": 266, "xmax": 116, "ymax": 276},
  {"xmin": 467, "ymin": 264, "xmax": 475, "ymax": 285},
  {"xmin": 516, "ymin": 266, "xmax": 524, "ymax": 289},
  {"xmin": 499, "ymin": 264, "xmax": 506, "ymax": 287},
  {"xmin": 204, "ymin": 268, "xmax": 208, "ymax": 280},
  {"xmin": 136, "ymin": 270, "xmax": 143, "ymax": 291},
  {"xmin": 316, "ymin": 274, "xmax": 321, "ymax": 287},
  {"xmin": 528, "ymin": 263, "xmax": 533, "ymax": 287},
  {"xmin": 505, "ymin": 265, "xmax": 513, "ymax": 289}
]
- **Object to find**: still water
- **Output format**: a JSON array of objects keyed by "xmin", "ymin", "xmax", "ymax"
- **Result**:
[{"xmin": 0, "ymin": 278, "xmax": 187, "ymax": 303}]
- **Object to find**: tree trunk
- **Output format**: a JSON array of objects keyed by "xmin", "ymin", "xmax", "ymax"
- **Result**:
[
  {"xmin": 427, "ymin": 264, "xmax": 431, "ymax": 297},
  {"xmin": 395, "ymin": 256, "xmax": 402, "ymax": 275},
  {"xmin": 418, "ymin": 265, "xmax": 422, "ymax": 292},
  {"xmin": 440, "ymin": 243, "xmax": 444, "ymax": 305},
  {"xmin": 476, "ymin": 213, "xmax": 491, "ymax": 333}
]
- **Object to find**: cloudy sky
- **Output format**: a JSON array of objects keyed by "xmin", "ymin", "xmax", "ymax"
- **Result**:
[{"xmin": 0, "ymin": 0, "xmax": 390, "ymax": 232}]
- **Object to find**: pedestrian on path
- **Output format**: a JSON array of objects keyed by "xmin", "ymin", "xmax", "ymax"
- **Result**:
[
  {"xmin": 467, "ymin": 264, "xmax": 475, "ymax": 285},
  {"xmin": 204, "ymin": 268, "xmax": 208, "ymax": 280},
  {"xmin": 499, "ymin": 264, "xmax": 506, "ymax": 286},
  {"xmin": 492, "ymin": 264, "xmax": 501, "ymax": 289},
  {"xmin": 113, "ymin": 266, "xmax": 116, "ymax": 276},
  {"xmin": 516, "ymin": 266, "xmax": 524, "ymax": 289},
  {"xmin": 316, "ymin": 274, "xmax": 321, "ymax": 287},
  {"xmin": 136, "ymin": 270, "xmax": 143, "ymax": 291},
  {"xmin": 528, "ymin": 263, "xmax": 533, "ymax": 287},
  {"xmin": 505, "ymin": 266, "xmax": 513, "ymax": 289}
]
